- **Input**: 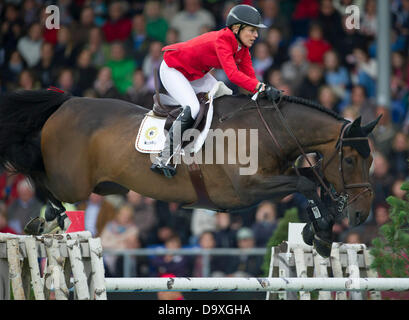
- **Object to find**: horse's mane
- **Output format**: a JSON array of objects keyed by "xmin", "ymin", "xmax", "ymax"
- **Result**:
[{"xmin": 280, "ymin": 95, "xmax": 346, "ymax": 122}]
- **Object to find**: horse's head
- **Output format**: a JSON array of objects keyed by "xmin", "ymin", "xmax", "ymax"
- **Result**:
[{"xmin": 322, "ymin": 116, "xmax": 381, "ymax": 227}]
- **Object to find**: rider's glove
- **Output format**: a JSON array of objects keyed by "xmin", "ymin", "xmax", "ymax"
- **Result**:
[{"xmin": 265, "ymin": 85, "xmax": 282, "ymax": 103}]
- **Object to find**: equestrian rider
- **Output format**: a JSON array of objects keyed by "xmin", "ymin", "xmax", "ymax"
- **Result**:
[{"xmin": 150, "ymin": 4, "xmax": 280, "ymax": 177}]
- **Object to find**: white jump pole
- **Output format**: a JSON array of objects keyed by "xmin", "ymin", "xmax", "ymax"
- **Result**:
[{"xmin": 105, "ymin": 277, "xmax": 409, "ymax": 292}]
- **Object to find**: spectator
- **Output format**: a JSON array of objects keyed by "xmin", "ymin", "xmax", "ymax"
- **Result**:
[
  {"xmin": 349, "ymin": 46, "xmax": 377, "ymax": 98},
  {"xmin": 192, "ymin": 231, "xmax": 233, "ymax": 276},
  {"xmin": 264, "ymin": 27, "xmax": 288, "ymax": 68},
  {"xmin": 391, "ymin": 179, "xmax": 407, "ymax": 200},
  {"xmin": 0, "ymin": 172, "xmax": 25, "ymax": 206},
  {"xmin": 304, "ymin": 22, "xmax": 332, "ymax": 64},
  {"xmin": 144, "ymin": 1, "xmax": 168, "ymax": 43},
  {"xmin": 17, "ymin": 22, "xmax": 43, "ymax": 68},
  {"xmin": 265, "ymin": 67, "xmax": 284, "ymax": 89},
  {"xmin": 344, "ymin": 230, "xmax": 362, "ymax": 244},
  {"xmin": 74, "ymin": 49, "xmax": 98, "ymax": 95},
  {"xmin": 106, "ymin": 41, "xmax": 136, "ymax": 94},
  {"xmin": 318, "ymin": 85, "xmax": 339, "ymax": 112},
  {"xmin": 142, "ymin": 40, "xmax": 163, "ymax": 92},
  {"xmin": 151, "ymin": 234, "xmax": 192, "ymax": 276},
  {"xmin": 72, "ymin": 6, "xmax": 96, "ymax": 47},
  {"xmin": 55, "ymin": 68, "xmax": 79, "ymax": 95},
  {"xmin": 214, "ymin": 212, "xmax": 237, "ymax": 248},
  {"xmin": 360, "ymin": 0, "xmax": 377, "ymax": 40},
  {"xmin": 125, "ymin": 191, "xmax": 157, "ymax": 245},
  {"xmin": 100, "ymin": 203, "xmax": 140, "ymax": 276},
  {"xmin": 296, "ymin": 63, "xmax": 325, "ymax": 101},
  {"xmin": 317, "ymin": 0, "xmax": 345, "ymax": 48},
  {"xmin": 93, "ymin": 66, "xmax": 121, "ymax": 98},
  {"xmin": 370, "ymin": 152, "xmax": 395, "ymax": 208},
  {"xmin": 323, "ymin": 50, "xmax": 350, "ymax": 102},
  {"xmin": 252, "ymin": 41, "xmax": 273, "ymax": 81},
  {"xmin": 281, "ymin": 42, "xmax": 309, "ymax": 94},
  {"xmin": 251, "ymin": 201, "xmax": 278, "ymax": 248},
  {"xmin": 389, "ymin": 131, "xmax": 409, "ymax": 179},
  {"xmin": 126, "ymin": 14, "xmax": 153, "ymax": 68},
  {"xmin": 0, "ymin": 202, "xmax": 17, "ymax": 234},
  {"xmin": 170, "ymin": 0, "xmax": 215, "ymax": 42},
  {"xmin": 1, "ymin": 51, "xmax": 27, "ymax": 89},
  {"xmin": 161, "ymin": 0, "xmax": 181, "ymax": 23},
  {"xmin": 77, "ymin": 193, "xmax": 117, "ymax": 237},
  {"xmin": 258, "ymin": 0, "xmax": 290, "ymax": 41},
  {"xmin": 124, "ymin": 69, "xmax": 154, "ymax": 107},
  {"xmin": 372, "ymin": 107, "xmax": 399, "ymax": 158},
  {"xmin": 53, "ymin": 26, "xmax": 81, "ymax": 68},
  {"xmin": 361, "ymin": 203, "xmax": 390, "ymax": 246},
  {"xmin": 291, "ymin": 0, "xmax": 320, "ymax": 38},
  {"xmin": 6, "ymin": 179, "xmax": 43, "ymax": 234},
  {"xmin": 341, "ymin": 85, "xmax": 376, "ymax": 124},
  {"xmin": 84, "ymin": 27, "xmax": 109, "ymax": 68},
  {"xmin": 190, "ymin": 209, "xmax": 217, "ymax": 243},
  {"xmin": 102, "ymin": 1, "xmax": 132, "ymax": 43},
  {"xmin": 1, "ymin": 4, "xmax": 23, "ymax": 59},
  {"xmin": 165, "ymin": 28, "xmax": 180, "ymax": 45},
  {"xmin": 229, "ymin": 227, "xmax": 263, "ymax": 277},
  {"xmin": 33, "ymin": 42, "xmax": 56, "ymax": 88},
  {"xmin": 17, "ymin": 69, "xmax": 40, "ymax": 90}
]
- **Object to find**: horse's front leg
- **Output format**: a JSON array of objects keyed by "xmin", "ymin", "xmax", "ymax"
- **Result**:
[{"xmin": 24, "ymin": 200, "xmax": 70, "ymax": 235}]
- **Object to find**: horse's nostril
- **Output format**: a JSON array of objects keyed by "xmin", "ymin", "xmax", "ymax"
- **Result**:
[{"xmin": 355, "ymin": 212, "xmax": 361, "ymax": 225}]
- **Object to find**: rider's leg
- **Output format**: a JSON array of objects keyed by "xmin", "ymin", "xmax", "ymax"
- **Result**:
[{"xmin": 150, "ymin": 61, "xmax": 198, "ymax": 177}]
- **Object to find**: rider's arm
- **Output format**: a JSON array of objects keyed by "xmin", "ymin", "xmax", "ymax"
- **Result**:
[{"xmin": 215, "ymin": 32, "xmax": 259, "ymax": 93}]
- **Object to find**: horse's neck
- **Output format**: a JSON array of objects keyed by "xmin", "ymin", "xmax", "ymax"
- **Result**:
[{"xmin": 281, "ymin": 106, "xmax": 343, "ymax": 160}]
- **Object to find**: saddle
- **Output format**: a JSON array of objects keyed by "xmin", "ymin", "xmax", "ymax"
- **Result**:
[{"xmin": 152, "ymin": 92, "xmax": 209, "ymax": 134}]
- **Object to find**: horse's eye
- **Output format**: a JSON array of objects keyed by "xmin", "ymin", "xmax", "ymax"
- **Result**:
[{"xmin": 345, "ymin": 157, "xmax": 353, "ymax": 165}]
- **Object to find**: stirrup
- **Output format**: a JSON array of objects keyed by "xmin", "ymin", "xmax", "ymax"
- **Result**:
[{"xmin": 150, "ymin": 162, "xmax": 177, "ymax": 178}]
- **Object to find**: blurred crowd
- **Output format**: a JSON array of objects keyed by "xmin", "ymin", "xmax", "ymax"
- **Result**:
[{"xmin": 1, "ymin": 0, "xmax": 409, "ymax": 279}]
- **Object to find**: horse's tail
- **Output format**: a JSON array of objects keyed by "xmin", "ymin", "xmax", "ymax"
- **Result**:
[{"xmin": 0, "ymin": 89, "xmax": 72, "ymax": 179}]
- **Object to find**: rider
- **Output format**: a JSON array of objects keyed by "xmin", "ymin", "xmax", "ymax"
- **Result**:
[{"xmin": 150, "ymin": 4, "xmax": 280, "ymax": 177}]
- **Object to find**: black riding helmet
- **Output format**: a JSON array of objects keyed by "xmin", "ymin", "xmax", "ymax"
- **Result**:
[{"xmin": 226, "ymin": 4, "xmax": 267, "ymax": 29}]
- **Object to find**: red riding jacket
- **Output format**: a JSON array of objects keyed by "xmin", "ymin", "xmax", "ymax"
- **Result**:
[{"xmin": 162, "ymin": 27, "xmax": 259, "ymax": 93}]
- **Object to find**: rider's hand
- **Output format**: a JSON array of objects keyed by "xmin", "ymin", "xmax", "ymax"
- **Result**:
[
  {"xmin": 265, "ymin": 85, "xmax": 282, "ymax": 103},
  {"xmin": 257, "ymin": 82, "xmax": 266, "ymax": 92}
]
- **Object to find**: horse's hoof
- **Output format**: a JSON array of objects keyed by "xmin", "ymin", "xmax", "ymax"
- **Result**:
[
  {"xmin": 302, "ymin": 223, "xmax": 314, "ymax": 246},
  {"xmin": 313, "ymin": 236, "xmax": 332, "ymax": 258},
  {"xmin": 24, "ymin": 217, "xmax": 45, "ymax": 235}
]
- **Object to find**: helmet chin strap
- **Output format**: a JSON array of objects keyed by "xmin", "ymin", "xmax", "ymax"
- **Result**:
[{"xmin": 231, "ymin": 24, "xmax": 247, "ymax": 47}]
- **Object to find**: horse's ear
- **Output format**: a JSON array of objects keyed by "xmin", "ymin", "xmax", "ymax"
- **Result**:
[
  {"xmin": 346, "ymin": 116, "xmax": 362, "ymax": 136},
  {"xmin": 362, "ymin": 115, "xmax": 382, "ymax": 135},
  {"xmin": 351, "ymin": 116, "xmax": 362, "ymax": 128}
]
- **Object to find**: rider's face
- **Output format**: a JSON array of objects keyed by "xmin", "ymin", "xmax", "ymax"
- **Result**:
[{"xmin": 237, "ymin": 25, "xmax": 259, "ymax": 47}]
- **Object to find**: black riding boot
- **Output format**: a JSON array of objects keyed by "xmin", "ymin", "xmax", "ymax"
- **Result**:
[{"xmin": 150, "ymin": 106, "xmax": 195, "ymax": 178}]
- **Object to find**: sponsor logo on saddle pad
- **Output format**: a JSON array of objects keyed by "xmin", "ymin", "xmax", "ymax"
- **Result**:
[{"xmin": 135, "ymin": 112, "xmax": 167, "ymax": 153}]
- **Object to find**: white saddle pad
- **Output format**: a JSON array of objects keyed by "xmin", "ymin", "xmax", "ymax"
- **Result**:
[
  {"xmin": 135, "ymin": 81, "xmax": 232, "ymax": 154},
  {"xmin": 135, "ymin": 111, "xmax": 167, "ymax": 153}
]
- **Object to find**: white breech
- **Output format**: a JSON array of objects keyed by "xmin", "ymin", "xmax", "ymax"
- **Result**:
[{"xmin": 159, "ymin": 60, "xmax": 218, "ymax": 119}]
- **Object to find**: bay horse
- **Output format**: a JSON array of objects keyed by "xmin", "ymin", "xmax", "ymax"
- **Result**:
[{"xmin": 0, "ymin": 89, "xmax": 379, "ymax": 256}]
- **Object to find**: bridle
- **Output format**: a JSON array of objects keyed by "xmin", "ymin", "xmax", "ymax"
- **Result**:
[
  {"xmin": 321, "ymin": 121, "xmax": 373, "ymax": 209},
  {"xmin": 240, "ymin": 95, "xmax": 373, "ymax": 215}
]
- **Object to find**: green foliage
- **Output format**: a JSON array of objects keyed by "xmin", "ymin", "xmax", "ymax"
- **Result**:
[
  {"xmin": 370, "ymin": 187, "xmax": 409, "ymax": 278},
  {"xmin": 262, "ymin": 207, "xmax": 300, "ymax": 276}
]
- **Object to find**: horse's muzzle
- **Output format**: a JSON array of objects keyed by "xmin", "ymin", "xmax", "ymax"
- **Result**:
[{"xmin": 348, "ymin": 211, "xmax": 362, "ymax": 227}]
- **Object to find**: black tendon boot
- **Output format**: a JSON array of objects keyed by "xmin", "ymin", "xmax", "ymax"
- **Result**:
[{"xmin": 150, "ymin": 106, "xmax": 195, "ymax": 178}]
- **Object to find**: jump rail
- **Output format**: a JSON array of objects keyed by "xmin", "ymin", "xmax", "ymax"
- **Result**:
[{"xmin": 105, "ymin": 277, "xmax": 409, "ymax": 292}]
